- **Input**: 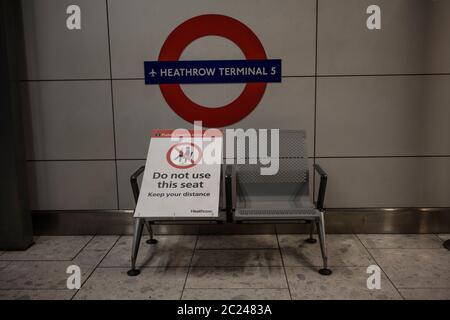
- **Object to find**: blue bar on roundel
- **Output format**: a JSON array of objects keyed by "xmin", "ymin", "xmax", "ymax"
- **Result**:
[{"xmin": 144, "ymin": 59, "xmax": 281, "ymax": 84}]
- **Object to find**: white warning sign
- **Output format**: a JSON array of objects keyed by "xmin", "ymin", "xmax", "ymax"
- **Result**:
[{"xmin": 134, "ymin": 129, "xmax": 222, "ymax": 218}]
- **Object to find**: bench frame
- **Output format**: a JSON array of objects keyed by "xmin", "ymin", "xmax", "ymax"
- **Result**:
[{"xmin": 127, "ymin": 162, "xmax": 332, "ymax": 276}]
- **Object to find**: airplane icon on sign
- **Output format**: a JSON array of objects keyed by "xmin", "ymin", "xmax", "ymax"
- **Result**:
[{"xmin": 149, "ymin": 69, "xmax": 157, "ymax": 77}]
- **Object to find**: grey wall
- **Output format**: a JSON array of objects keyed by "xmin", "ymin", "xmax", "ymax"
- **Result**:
[
  {"xmin": 0, "ymin": 0, "xmax": 33, "ymax": 249},
  {"xmin": 21, "ymin": 0, "xmax": 450, "ymax": 212}
]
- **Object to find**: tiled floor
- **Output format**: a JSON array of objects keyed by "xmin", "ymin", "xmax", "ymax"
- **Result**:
[{"xmin": 0, "ymin": 234, "xmax": 449, "ymax": 300}]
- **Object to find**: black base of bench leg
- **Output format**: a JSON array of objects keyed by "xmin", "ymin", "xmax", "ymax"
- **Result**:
[
  {"xmin": 305, "ymin": 221, "xmax": 317, "ymax": 243},
  {"xmin": 127, "ymin": 269, "xmax": 141, "ymax": 276},
  {"xmin": 144, "ymin": 221, "xmax": 157, "ymax": 245},
  {"xmin": 444, "ymin": 239, "xmax": 450, "ymax": 250},
  {"xmin": 319, "ymin": 268, "xmax": 332, "ymax": 276}
]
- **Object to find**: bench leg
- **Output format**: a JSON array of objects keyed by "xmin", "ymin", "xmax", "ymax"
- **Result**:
[
  {"xmin": 305, "ymin": 221, "xmax": 317, "ymax": 243},
  {"xmin": 144, "ymin": 220, "xmax": 158, "ymax": 244},
  {"xmin": 316, "ymin": 212, "xmax": 332, "ymax": 276},
  {"xmin": 127, "ymin": 217, "xmax": 144, "ymax": 276}
]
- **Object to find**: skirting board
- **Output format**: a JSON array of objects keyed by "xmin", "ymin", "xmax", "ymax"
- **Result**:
[{"xmin": 32, "ymin": 208, "xmax": 450, "ymax": 235}]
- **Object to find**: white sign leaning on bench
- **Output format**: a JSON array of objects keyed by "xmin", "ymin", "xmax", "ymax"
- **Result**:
[{"xmin": 134, "ymin": 129, "xmax": 223, "ymax": 218}]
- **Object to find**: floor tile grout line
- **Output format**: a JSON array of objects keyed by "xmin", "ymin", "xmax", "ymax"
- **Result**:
[
  {"xmin": 433, "ymin": 233, "xmax": 446, "ymax": 241},
  {"xmin": 88, "ymin": 236, "xmax": 121, "ymax": 269},
  {"xmin": 1, "ymin": 236, "xmax": 93, "ymax": 262},
  {"xmin": 71, "ymin": 235, "xmax": 96, "ymax": 260},
  {"xmin": 0, "ymin": 236, "xmax": 109, "ymax": 299},
  {"xmin": 356, "ymin": 232, "xmax": 447, "ymax": 249},
  {"xmin": 183, "ymin": 265, "xmax": 286, "ymax": 268},
  {"xmin": 353, "ymin": 247, "xmax": 446, "ymax": 250},
  {"xmin": 276, "ymin": 233, "xmax": 293, "ymax": 300},
  {"xmin": 96, "ymin": 265, "xmax": 333, "ymax": 268},
  {"xmin": 0, "ymin": 259, "xmax": 86, "ymax": 262},
  {"xmin": 96, "ymin": 264, "xmax": 431, "ymax": 269},
  {"xmin": 395, "ymin": 287, "xmax": 450, "ymax": 290},
  {"xmin": 71, "ymin": 236, "xmax": 121, "ymax": 300},
  {"xmin": 194, "ymin": 248, "xmax": 280, "ymax": 251},
  {"xmin": 180, "ymin": 235, "xmax": 199, "ymax": 299},
  {"xmin": 95, "ymin": 265, "xmax": 190, "ymax": 269},
  {"xmin": 354, "ymin": 234, "xmax": 405, "ymax": 300},
  {"xmin": 180, "ymin": 287, "xmax": 290, "ymax": 290},
  {"xmin": 0, "ymin": 288, "xmax": 77, "ymax": 291}
]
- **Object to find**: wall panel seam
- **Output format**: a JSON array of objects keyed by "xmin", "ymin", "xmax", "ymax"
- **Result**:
[
  {"xmin": 312, "ymin": 0, "xmax": 319, "ymax": 201},
  {"xmin": 18, "ymin": 73, "xmax": 450, "ymax": 83},
  {"xmin": 105, "ymin": 0, "xmax": 119, "ymax": 210}
]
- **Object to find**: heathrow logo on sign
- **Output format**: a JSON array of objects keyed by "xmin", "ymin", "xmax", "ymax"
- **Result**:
[{"xmin": 144, "ymin": 14, "xmax": 282, "ymax": 127}]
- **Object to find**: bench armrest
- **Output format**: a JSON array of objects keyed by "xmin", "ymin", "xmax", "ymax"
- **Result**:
[
  {"xmin": 130, "ymin": 165, "xmax": 145, "ymax": 204},
  {"xmin": 313, "ymin": 164, "xmax": 327, "ymax": 211}
]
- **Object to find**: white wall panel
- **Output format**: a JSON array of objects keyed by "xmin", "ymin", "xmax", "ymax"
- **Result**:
[
  {"xmin": 108, "ymin": 0, "xmax": 316, "ymax": 77},
  {"xmin": 21, "ymin": 0, "xmax": 110, "ymax": 79},
  {"xmin": 316, "ymin": 76, "xmax": 450, "ymax": 157},
  {"xmin": 317, "ymin": 157, "xmax": 450, "ymax": 208},
  {"xmin": 27, "ymin": 161, "xmax": 117, "ymax": 210}
]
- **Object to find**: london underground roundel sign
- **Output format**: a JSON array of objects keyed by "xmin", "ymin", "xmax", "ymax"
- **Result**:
[{"xmin": 144, "ymin": 14, "xmax": 282, "ymax": 127}]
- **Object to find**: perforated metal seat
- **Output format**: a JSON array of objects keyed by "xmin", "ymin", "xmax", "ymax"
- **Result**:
[
  {"xmin": 227, "ymin": 130, "xmax": 331, "ymax": 275},
  {"xmin": 233, "ymin": 157, "xmax": 319, "ymax": 220},
  {"xmin": 229, "ymin": 131, "xmax": 313, "ymax": 216}
]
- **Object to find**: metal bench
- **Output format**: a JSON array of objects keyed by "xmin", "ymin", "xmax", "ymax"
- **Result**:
[
  {"xmin": 228, "ymin": 130, "xmax": 331, "ymax": 275},
  {"xmin": 127, "ymin": 129, "xmax": 331, "ymax": 276}
]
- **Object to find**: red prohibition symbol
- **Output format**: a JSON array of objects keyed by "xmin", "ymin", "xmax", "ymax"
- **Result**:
[
  {"xmin": 158, "ymin": 14, "xmax": 267, "ymax": 127},
  {"xmin": 166, "ymin": 142, "xmax": 203, "ymax": 169}
]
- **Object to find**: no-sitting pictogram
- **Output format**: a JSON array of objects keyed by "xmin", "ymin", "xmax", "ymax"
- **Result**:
[{"xmin": 166, "ymin": 142, "xmax": 203, "ymax": 169}]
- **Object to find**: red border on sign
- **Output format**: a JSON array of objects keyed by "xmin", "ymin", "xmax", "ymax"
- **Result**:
[
  {"xmin": 166, "ymin": 142, "xmax": 203, "ymax": 169},
  {"xmin": 151, "ymin": 129, "xmax": 223, "ymax": 138},
  {"xmin": 158, "ymin": 14, "xmax": 267, "ymax": 128}
]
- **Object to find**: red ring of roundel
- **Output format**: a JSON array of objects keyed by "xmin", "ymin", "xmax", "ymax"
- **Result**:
[{"xmin": 158, "ymin": 14, "xmax": 267, "ymax": 128}]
